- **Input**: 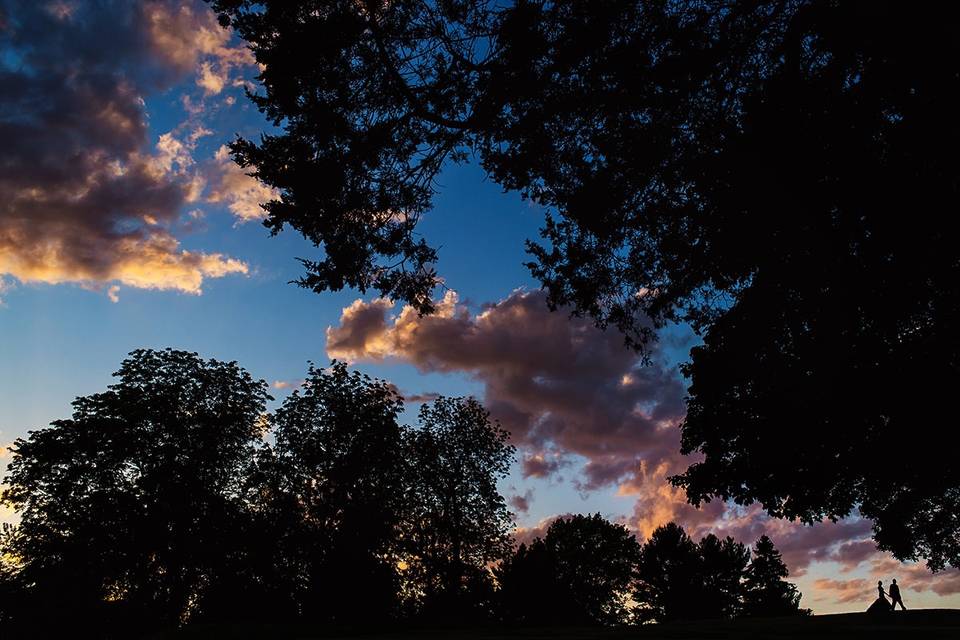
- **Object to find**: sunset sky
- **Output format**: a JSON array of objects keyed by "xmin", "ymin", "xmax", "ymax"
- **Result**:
[{"xmin": 1, "ymin": 0, "xmax": 958, "ymax": 614}]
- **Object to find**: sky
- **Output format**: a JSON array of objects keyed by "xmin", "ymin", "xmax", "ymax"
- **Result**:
[{"xmin": 1, "ymin": 0, "xmax": 958, "ymax": 615}]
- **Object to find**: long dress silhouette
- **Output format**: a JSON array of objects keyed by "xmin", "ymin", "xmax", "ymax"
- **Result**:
[{"xmin": 867, "ymin": 581, "xmax": 891, "ymax": 614}]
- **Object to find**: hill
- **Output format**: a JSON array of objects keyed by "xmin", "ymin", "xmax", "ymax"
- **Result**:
[{"xmin": 160, "ymin": 609, "xmax": 960, "ymax": 640}]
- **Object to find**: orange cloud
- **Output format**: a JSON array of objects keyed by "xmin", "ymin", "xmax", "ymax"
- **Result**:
[{"xmin": 143, "ymin": 0, "xmax": 254, "ymax": 96}]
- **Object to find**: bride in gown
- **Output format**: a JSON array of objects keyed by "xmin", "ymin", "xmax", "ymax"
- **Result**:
[{"xmin": 867, "ymin": 580, "xmax": 891, "ymax": 613}]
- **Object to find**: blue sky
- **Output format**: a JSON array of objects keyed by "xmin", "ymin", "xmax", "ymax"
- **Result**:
[{"xmin": 1, "ymin": 0, "xmax": 958, "ymax": 614}]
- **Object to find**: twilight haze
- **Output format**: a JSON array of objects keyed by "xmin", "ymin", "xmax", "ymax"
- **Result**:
[{"xmin": 1, "ymin": 0, "xmax": 958, "ymax": 617}]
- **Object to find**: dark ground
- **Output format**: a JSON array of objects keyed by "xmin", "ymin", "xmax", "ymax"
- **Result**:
[{"xmin": 157, "ymin": 609, "xmax": 960, "ymax": 640}]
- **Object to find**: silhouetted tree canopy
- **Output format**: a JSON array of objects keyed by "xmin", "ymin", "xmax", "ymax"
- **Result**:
[
  {"xmin": 210, "ymin": 0, "xmax": 960, "ymax": 569},
  {"xmin": 0, "ymin": 352, "xmax": 813, "ymax": 634},
  {"xmin": 634, "ymin": 523, "xmax": 798, "ymax": 623},
  {"xmin": 0, "ymin": 349, "xmax": 271, "ymax": 631},
  {"xmin": 262, "ymin": 361, "xmax": 408, "ymax": 622},
  {"xmin": 743, "ymin": 535, "xmax": 807, "ymax": 618},
  {"xmin": 402, "ymin": 396, "xmax": 515, "ymax": 619},
  {"xmin": 634, "ymin": 523, "xmax": 703, "ymax": 623},
  {"xmin": 498, "ymin": 514, "xmax": 641, "ymax": 626},
  {"xmin": 697, "ymin": 533, "xmax": 750, "ymax": 620}
]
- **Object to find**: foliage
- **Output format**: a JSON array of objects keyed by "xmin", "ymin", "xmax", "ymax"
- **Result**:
[
  {"xmin": 209, "ymin": 0, "xmax": 960, "ymax": 570},
  {"xmin": 401, "ymin": 396, "xmax": 515, "ymax": 619},
  {"xmin": 697, "ymin": 534, "xmax": 750, "ymax": 620},
  {"xmin": 743, "ymin": 535, "xmax": 808, "ymax": 618},
  {"xmin": 0, "ymin": 349, "xmax": 271, "ymax": 631},
  {"xmin": 635, "ymin": 523, "xmax": 800, "ymax": 622},
  {"xmin": 262, "ymin": 361, "xmax": 408, "ymax": 622},
  {"xmin": 634, "ymin": 523, "xmax": 704, "ymax": 623},
  {"xmin": 498, "ymin": 514, "xmax": 641, "ymax": 626},
  {"xmin": 1, "ymin": 350, "xmax": 814, "ymax": 633}
]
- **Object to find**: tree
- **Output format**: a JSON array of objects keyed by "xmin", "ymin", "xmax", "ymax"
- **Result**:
[
  {"xmin": 210, "ymin": 0, "xmax": 960, "ymax": 569},
  {"xmin": 497, "ymin": 514, "xmax": 641, "ymax": 626},
  {"xmin": 697, "ymin": 534, "xmax": 750, "ymax": 620},
  {"xmin": 634, "ymin": 522, "xmax": 703, "ymax": 623},
  {"xmin": 401, "ymin": 396, "xmax": 515, "ymax": 619},
  {"xmin": 0, "ymin": 349, "xmax": 271, "ymax": 631},
  {"xmin": 495, "ymin": 539, "xmax": 560, "ymax": 625},
  {"xmin": 264, "ymin": 361, "xmax": 407, "ymax": 622},
  {"xmin": 743, "ymin": 535, "xmax": 807, "ymax": 618}
]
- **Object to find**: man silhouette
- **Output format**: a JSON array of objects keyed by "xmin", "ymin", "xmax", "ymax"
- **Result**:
[{"xmin": 889, "ymin": 579, "xmax": 906, "ymax": 610}]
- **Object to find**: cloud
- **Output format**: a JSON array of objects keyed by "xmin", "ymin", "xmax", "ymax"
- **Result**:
[
  {"xmin": 324, "ymin": 289, "xmax": 940, "ymax": 608},
  {"xmin": 513, "ymin": 514, "xmax": 577, "ymax": 548},
  {"xmin": 510, "ymin": 490, "xmax": 534, "ymax": 515},
  {"xmin": 403, "ymin": 391, "xmax": 441, "ymax": 403},
  {"xmin": 812, "ymin": 578, "xmax": 872, "ymax": 604},
  {"xmin": 521, "ymin": 452, "xmax": 568, "ymax": 479},
  {"xmin": 142, "ymin": 0, "xmax": 254, "ymax": 94},
  {"xmin": 0, "ymin": 276, "xmax": 14, "ymax": 306},
  {"xmin": 206, "ymin": 145, "xmax": 278, "ymax": 223},
  {"xmin": 0, "ymin": 1, "xmax": 249, "ymax": 299},
  {"xmin": 831, "ymin": 539, "xmax": 882, "ymax": 572},
  {"xmin": 326, "ymin": 290, "xmax": 688, "ymax": 482},
  {"xmin": 814, "ymin": 561, "xmax": 960, "ymax": 603},
  {"xmin": 866, "ymin": 557, "xmax": 960, "ymax": 597},
  {"xmin": 271, "ymin": 379, "xmax": 305, "ymax": 391}
]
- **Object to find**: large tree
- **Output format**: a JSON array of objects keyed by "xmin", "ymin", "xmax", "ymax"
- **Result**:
[
  {"xmin": 497, "ymin": 513, "xmax": 641, "ymax": 626},
  {"xmin": 210, "ymin": 0, "xmax": 960, "ymax": 569},
  {"xmin": 697, "ymin": 533, "xmax": 750, "ymax": 620},
  {"xmin": 743, "ymin": 535, "xmax": 807, "ymax": 618},
  {"xmin": 262, "ymin": 361, "xmax": 408, "ymax": 622},
  {"xmin": 0, "ymin": 349, "xmax": 271, "ymax": 631},
  {"xmin": 634, "ymin": 522, "xmax": 703, "ymax": 623},
  {"xmin": 401, "ymin": 396, "xmax": 515, "ymax": 619}
]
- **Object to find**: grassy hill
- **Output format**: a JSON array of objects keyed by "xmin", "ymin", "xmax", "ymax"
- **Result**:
[{"xmin": 161, "ymin": 609, "xmax": 960, "ymax": 640}]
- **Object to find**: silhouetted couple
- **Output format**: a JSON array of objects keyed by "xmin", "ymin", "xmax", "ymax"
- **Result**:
[{"xmin": 868, "ymin": 579, "xmax": 906, "ymax": 613}]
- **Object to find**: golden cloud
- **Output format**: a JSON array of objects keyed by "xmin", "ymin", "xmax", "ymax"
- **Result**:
[{"xmin": 206, "ymin": 145, "xmax": 278, "ymax": 223}]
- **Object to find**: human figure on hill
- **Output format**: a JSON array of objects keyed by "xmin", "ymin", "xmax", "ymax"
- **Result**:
[
  {"xmin": 889, "ymin": 579, "xmax": 906, "ymax": 611},
  {"xmin": 866, "ymin": 580, "xmax": 890, "ymax": 614}
]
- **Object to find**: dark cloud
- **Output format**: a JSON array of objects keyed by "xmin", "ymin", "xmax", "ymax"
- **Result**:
[
  {"xmin": 520, "ymin": 452, "xmax": 568, "ymax": 479},
  {"xmin": 403, "ymin": 391, "xmax": 441, "ymax": 403},
  {"xmin": 831, "ymin": 539, "xmax": 881, "ymax": 572},
  {"xmin": 0, "ymin": 0, "xmax": 248, "ymax": 297},
  {"xmin": 509, "ymin": 490, "xmax": 534, "ymax": 515}
]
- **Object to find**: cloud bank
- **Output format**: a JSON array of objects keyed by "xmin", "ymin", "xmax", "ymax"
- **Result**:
[{"xmin": 0, "ymin": 0, "xmax": 254, "ymax": 298}]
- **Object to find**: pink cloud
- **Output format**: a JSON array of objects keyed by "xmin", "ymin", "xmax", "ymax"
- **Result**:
[{"xmin": 326, "ymin": 290, "xmax": 689, "ymax": 488}]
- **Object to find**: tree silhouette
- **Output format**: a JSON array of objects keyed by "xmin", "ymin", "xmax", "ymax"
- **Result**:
[
  {"xmin": 401, "ymin": 396, "xmax": 515, "ymax": 620},
  {"xmin": 498, "ymin": 514, "xmax": 641, "ymax": 626},
  {"xmin": 210, "ymin": 0, "xmax": 960, "ymax": 568},
  {"xmin": 0, "ymin": 349, "xmax": 271, "ymax": 632},
  {"xmin": 743, "ymin": 535, "xmax": 807, "ymax": 618},
  {"xmin": 698, "ymin": 534, "xmax": 750, "ymax": 620},
  {"xmin": 495, "ymin": 539, "xmax": 560, "ymax": 626},
  {"xmin": 634, "ymin": 522, "xmax": 703, "ymax": 623},
  {"xmin": 263, "ymin": 362, "xmax": 407, "ymax": 622}
]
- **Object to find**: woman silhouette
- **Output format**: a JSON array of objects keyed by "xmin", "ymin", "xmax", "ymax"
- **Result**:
[{"xmin": 867, "ymin": 580, "xmax": 891, "ymax": 614}]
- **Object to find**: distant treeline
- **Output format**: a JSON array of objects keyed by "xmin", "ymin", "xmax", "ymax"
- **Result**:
[{"xmin": 0, "ymin": 349, "xmax": 806, "ymax": 636}]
